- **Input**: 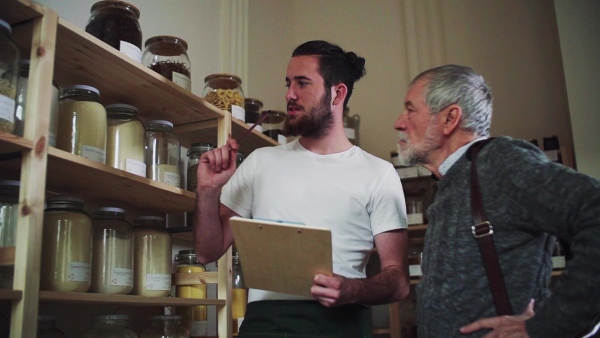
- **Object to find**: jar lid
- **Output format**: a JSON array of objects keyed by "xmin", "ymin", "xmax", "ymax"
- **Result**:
[
  {"xmin": 0, "ymin": 19, "xmax": 11, "ymax": 34},
  {"xmin": 134, "ymin": 215, "xmax": 165, "ymax": 222},
  {"xmin": 92, "ymin": 314, "xmax": 129, "ymax": 320},
  {"xmin": 92, "ymin": 207, "xmax": 125, "ymax": 214},
  {"xmin": 190, "ymin": 142, "xmax": 214, "ymax": 149},
  {"xmin": 244, "ymin": 98, "xmax": 263, "ymax": 107},
  {"xmin": 145, "ymin": 119, "xmax": 173, "ymax": 128},
  {"xmin": 204, "ymin": 73, "xmax": 242, "ymax": 86},
  {"xmin": 144, "ymin": 35, "xmax": 188, "ymax": 50},
  {"xmin": 46, "ymin": 196, "xmax": 84, "ymax": 205},
  {"xmin": 91, "ymin": 1, "xmax": 141, "ymax": 19},
  {"xmin": 0, "ymin": 180, "xmax": 20, "ymax": 188},
  {"xmin": 63, "ymin": 85, "xmax": 100, "ymax": 95},
  {"xmin": 262, "ymin": 110, "xmax": 287, "ymax": 124},
  {"xmin": 106, "ymin": 103, "xmax": 138, "ymax": 114},
  {"xmin": 150, "ymin": 315, "xmax": 182, "ymax": 320}
]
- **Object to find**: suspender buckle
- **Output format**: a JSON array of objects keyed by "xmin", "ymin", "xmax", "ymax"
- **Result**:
[{"xmin": 472, "ymin": 221, "xmax": 493, "ymax": 238}]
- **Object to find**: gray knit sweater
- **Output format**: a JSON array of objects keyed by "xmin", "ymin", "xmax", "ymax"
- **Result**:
[{"xmin": 416, "ymin": 136, "xmax": 600, "ymax": 337}]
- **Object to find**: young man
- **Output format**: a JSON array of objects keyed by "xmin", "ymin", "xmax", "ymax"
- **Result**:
[
  {"xmin": 394, "ymin": 64, "xmax": 600, "ymax": 337},
  {"xmin": 194, "ymin": 40, "xmax": 410, "ymax": 337}
]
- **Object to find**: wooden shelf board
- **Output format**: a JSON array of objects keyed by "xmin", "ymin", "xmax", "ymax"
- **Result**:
[
  {"xmin": 167, "ymin": 226, "xmax": 193, "ymax": 241},
  {"xmin": 0, "ymin": 290, "xmax": 23, "ymax": 301},
  {"xmin": 0, "ymin": 133, "xmax": 34, "ymax": 155},
  {"xmin": 39, "ymin": 291, "xmax": 226, "ymax": 307},
  {"xmin": 0, "ymin": 0, "xmax": 43, "ymax": 25}
]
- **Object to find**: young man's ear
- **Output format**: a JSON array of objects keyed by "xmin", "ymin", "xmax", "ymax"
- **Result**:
[
  {"xmin": 442, "ymin": 104, "xmax": 462, "ymax": 135},
  {"xmin": 332, "ymin": 84, "xmax": 348, "ymax": 106}
]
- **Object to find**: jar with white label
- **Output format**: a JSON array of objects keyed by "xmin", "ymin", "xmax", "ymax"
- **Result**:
[
  {"xmin": 132, "ymin": 216, "xmax": 172, "ymax": 297},
  {"xmin": 41, "ymin": 196, "xmax": 92, "ymax": 293},
  {"xmin": 141, "ymin": 315, "xmax": 188, "ymax": 338},
  {"xmin": 174, "ymin": 250, "xmax": 207, "ymax": 337},
  {"xmin": 83, "ymin": 315, "xmax": 137, "ymax": 338},
  {"xmin": 90, "ymin": 207, "xmax": 133, "ymax": 295},
  {"xmin": 57, "ymin": 85, "xmax": 107, "ymax": 164},
  {"xmin": 106, "ymin": 103, "xmax": 146, "ymax": 176},
  {"xmin": 0, "ymin": 180, "xmax": 19, "ymax": 289},
  {"xmin": 203, "ymin": 73, "xmax": 245, "ymax": 121},
  {"xmin": 0, "ymin": 19, "xmax": 19, "ymax": 134},
  {"xmin": 145, "ymin": 120, "xmax": 181, "ymax": 187},
  {"xmin": 142, "ymin": 35, "xmax": 191, "ymax": 91}
]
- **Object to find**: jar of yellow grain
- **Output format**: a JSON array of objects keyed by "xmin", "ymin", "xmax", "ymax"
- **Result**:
[{"xmin": 174, "ymin": 249, "xmax": 207, "ymax": 337}]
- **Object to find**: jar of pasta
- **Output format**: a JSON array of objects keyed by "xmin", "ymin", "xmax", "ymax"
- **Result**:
[
  {"xmin": 145, "ymin": 120, "xmax": 181, "ymax": 187},
  {"xmin": 244, "ymin": 98, "xmax": 263, "ymax": 127},
  {"xmin": 106, "ymin": 103, "xmax": 146, "ymax": 177},
  {"xmin": 57, "ymin": 85, "xmax": 107, "ymax": 164},
  {"xmin": 90, "ymin": 207, "xmax": 133, "ymax": 295},
  {"xmin": 142, "ymin": 35, "xmax": 191, "ymax": 91},
  {"xmin": 41, "ymin": 196, "xmax": 92, "ymax": 293},
  {"xmin": 83, "ymin": 315, "xmax": 137, "ymax": 338},
  {"xmin": 132, "ymin": 216, "xmax": 172, "ymax": 297},
  {"xmin": 203, "ymin": 73, "xmax": 245, "ymax": 121},
  {"xmin": 0, "ymin": 180, "xmax": 19, "ymax": 289},
  {"xmin": 174, "ymin": 249, "xmax": 207, "ymax": 337},
  {"xmin": 141, "ymin": 315, "xmax": 188, "ymax": 338},
  {"xmin": 0, "ymin": 19, "xmax": 19, "ymax": 134}
]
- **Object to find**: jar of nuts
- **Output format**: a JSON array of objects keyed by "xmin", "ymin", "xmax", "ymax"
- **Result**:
[{"xmin": 202, "ymin": 73, "xmax": 245, "ymax": 122}]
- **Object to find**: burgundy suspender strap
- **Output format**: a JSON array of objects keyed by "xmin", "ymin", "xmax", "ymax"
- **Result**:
[{"xmin": 467, "ymin": 139, "xmax": 514, "ymax": 316}]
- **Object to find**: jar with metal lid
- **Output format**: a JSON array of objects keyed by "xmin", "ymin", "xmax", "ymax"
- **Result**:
[
  {"xmin": 244, "ymin": 98, "xmax": 263, "ymax": 126},
  {"xmin": 83, "ymin": 314, "xmax": 137, "ymax": 338},
  {"xmin": 85, "ymin": 0, "xmax": 143, "ymax": 62},
  {"xmin": 57, "ymin": 85, "xmax": 107, "ymax": 164},
  {"xmin": 37, "ymin": 315, "xmax": 67, "ymax": 338},
  {"xmin": 261, "ymin": 110, "xmax": 287, "ymax": 144},
  {"xmin": 142, "ymin": 35, "xmax": 191, "ymax": 91},
  {"xmin": 0, "ymin": 19, "xmax": 19, "ymax": 134},
  {"xmin": 0, "ymin": 180, "xmax": 19, "ymax": 289},
  {"xmin": 90, "ymin": 207, "xmax": 134, "ymax": 295},
  {"xmin": 106, "ymin": 103, "xmax": 146, "ymax": 177},
  {"xmin": 132, "ymin": 216, "xmax": 172, "ymax": 297},
  {"xmin": 174, "ymin": 249, "xmax": 207, "ymax": 337},
  {"xmin": 41, "ymin": 196, "xmax": 92, "ymax": 293},
  {"xmin": 141, "ymin": 315, "xmax": 188, "ymax": 338},
  {"xmin": 232, "ymin": 251, "xmax": 247, "ymax": 334},
  {"xmin": 145, "ymin": 120, "xmax": 181, "ymax": 187},
  {"xmin": 203, "ymin": 73, "xmax": 245, "ymax": 121}
]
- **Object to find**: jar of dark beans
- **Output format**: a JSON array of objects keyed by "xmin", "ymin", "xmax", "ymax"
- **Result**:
[
  {"xmin": 244, "ymin": 98, "xmax": 263, "ymax": 126},
  {"xmin": 85, "ymin": 1, "xmax": 143, "ymax": 62},
  {"xmin": 142, "ymin": 36, "xmax": 191, "ymax": 91}
]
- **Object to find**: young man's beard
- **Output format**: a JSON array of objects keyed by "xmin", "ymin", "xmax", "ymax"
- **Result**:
[{"xmin": 284, "ymin": 90, "xmax": 333, "ymax": 138}]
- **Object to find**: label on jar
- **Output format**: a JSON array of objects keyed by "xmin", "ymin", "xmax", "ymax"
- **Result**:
[
  {"xmin": 191, "ymin": 321, "xmax": 208, "ymax": 336},
  {"xmin": 0, "ymin": 95, "xmax": 16, "ymax": 123},
  {"xmin": 119, "ymin": 41, "xmax": 142, "ymax": 63},
  {"xmin": 145, "ymin": 273, "xmax": 171, "ymax": 290},
  {"xmin": 544, "ymin": 149, "xmax": 559, "ymax": 162},
  {"xmin": 277, "ymin": 134, "xmax": 287, "ymax": 145},
  {"xmin": 231, "ymin": 105, "xmax": 245, "ymax": 122},
  {"xmin": 125, "ymin": 158, "xmax": 146, "ymax": 177},
  {"xmin": 67, "ymin": 262, "xmax": 91, "ymax": 282},
  {"xmin": 111, "ymin": 267, "xmax": 133, "ymax": 286},
  {"xmin": 344, "ymin": 127, "xmax": 356, "ymax": 140},
  {"xmin": 173, "ymin": 72, "xmax": 191, "ymax": 91},
  {"xmin": 82, "ymin": 145, "xmax": 106, "ymax": 164},
  {"xmin": 163, "ymin": 171, "xmax": 181, "ymax": 187}
]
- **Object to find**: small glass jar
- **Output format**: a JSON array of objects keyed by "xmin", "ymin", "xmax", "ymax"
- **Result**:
[
  {"xmin": 232, "ymin": 251, "xmax": 247, "ymax": 334},
  {"xmin": 174, "ymin": 249, "xmax": 208, "ymax": 337},
  {"xmin": 83, "ymin": 315, "xmax": 137, "ymax": 338},
  {"xmin": 0, "ymin": 180, "xmax": 19, "ymax": 289},
  {"xmin": 145, "ymin": 120, "xmax": 181, "ymax": 187},
  {"xmin": 141, "ymin": 315, "xmax": 189, "ymax": 338},
  {"xmin": 261, "ymin": 110, "xmax": 287, "ymax": 144},
  {"xmin": 0, "ymin": 19, "xmax": 20, "ymax": 134},
  {"xmin": 41, "ymin": 196, "xmax": 93, "ymax": 293},
  {"xmin": 57, "ymin": 85, "xmax": 107, "ymax": 164},
  {"xmin": 142, "ymin": 36, "xmax": 191, "ymax": 91},
  {"xmin": 203, "ymin": 73, "xmax": 245, "ymax": 121},
  {"xmin": 132, "ymin": 216, "xmax": 172, "ymax": 297},
  {"xmin": 85, "ymin": 1, "xmax": 143, "ymax": 62},
  {"xmin": 37, "ymin": 315, "xmax": 67, "ymax": 338},
  {"xmin": 106, "ymin": 103, "xmax": 146, "ymax": 177},
  {"xmin": 244, "ymin": 98, "xmax": 263, "ymax": 126},
  {"xmin": 186, "ymin": 142, "xmax": 214, "ymax": 192},
  {"xmin": 90, "ymin": 207, "xmax": 134, "ymax": 295}
]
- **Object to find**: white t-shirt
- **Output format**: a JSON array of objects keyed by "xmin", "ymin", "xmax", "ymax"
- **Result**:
[{"xmin": 221, "ymin": 139, "xmax": 407, "ymax": 302}]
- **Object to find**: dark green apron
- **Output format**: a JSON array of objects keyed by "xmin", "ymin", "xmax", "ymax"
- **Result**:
[{"xmin": 238, "ymin": 300, "xmax": 373, "ymax": 338}]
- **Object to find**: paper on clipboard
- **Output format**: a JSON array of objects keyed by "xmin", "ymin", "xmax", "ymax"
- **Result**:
[{"xmin": 229, "ymin": 216, "xmax": 333, "ymax": 298}]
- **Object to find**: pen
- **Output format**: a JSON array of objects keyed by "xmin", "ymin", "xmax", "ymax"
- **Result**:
[{"xmin": 236, "ymin": 110, "xmax": 271, "ymax": 145}]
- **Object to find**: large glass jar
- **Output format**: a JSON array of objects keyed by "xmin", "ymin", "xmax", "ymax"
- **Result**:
[
  {"xmin": 57, "ymin": 85, "xmax": 107, "ymax": 164},
  {"xmin": 232, "ymin": 251, "xmax": 247, "ymax": 334},
  {"xmin": 106, "ymin": 103, "xmax": 146, "ymax": 177},
  {"xmin": 83, "ymin": 315, "xmax": 137, "ymax": 338},
  {"xmin": 90, "ymin": 207, "xmax": 134, "ymax": 295},
  {"xmin": 0, "ymin": 19, "xmax": 19, "ymax": 134},
  {"xmin": 203, "ymin": 73, "xmax": 245, "ymax": 121},
  {"xmin": 141, "ymin": 315, "xmax": 188, "ymax": 338},
  {"xmin": 244, "ymin": 98, "xmax": 263, "ymax": 126},
  {"xmin": 37, "ymin": 315, "xmax": 67, "ymax": 338},
  {"xmin": 85, "ymin": 1, "xmax": 143, "ymax": 62},
  {"xmin": 261, "ymin": 110, "xmax": 287, "ymax": 144},
  {"xmin": 142, "ymin": 36, "xmax": 191, "ymax": 91},
  {"xmin": 132, "ymin": 216, "xmax": 172, "ymax": 297},
  {"xmin": 41, "ymin": 196, "xmax": 92, "ymax": 293},
  {"xmin": 174, "ymin": 249, "xmax": 207, "ymax": 337},
  {"xmin": 0, "ymin": 180, "xmax": 19, "ymax": 289},
  {"xmin": 145, "ymin": 120, "xmax": 181, "ymax": 187}
]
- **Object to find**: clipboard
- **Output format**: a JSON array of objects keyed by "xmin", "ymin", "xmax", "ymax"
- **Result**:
[{"xmin": 229, "ymin": 216, "xmax": 333, "ymax": 297}]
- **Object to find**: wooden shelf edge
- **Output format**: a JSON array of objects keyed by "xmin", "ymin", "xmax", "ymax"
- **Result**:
[
  {"xmin": 0, "ymin": 0, "xmax": 44, "ymax": 25},
  {"xmin": 0, "ymin": 290, "xmax": 23, "ymax": 301},
  {"xmin": 39, "ymin": 291, "xmax": 226, "ymax": 307},
  {"xmin": 0, "ymin": 133, "xmax": 35, "ymax": 155}
]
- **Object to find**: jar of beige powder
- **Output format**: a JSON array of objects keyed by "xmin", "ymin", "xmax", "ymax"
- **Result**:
[
  {"xmin": 132, "ymin": 216, "xmax": 172, "ymax": 297},
  {"xmin": 106, "ymin": 103, "xmax": 146, "ymax": 176},
  {"xmin": 144, "ymin": 120, "xmax": 180, "ymax": 187}
]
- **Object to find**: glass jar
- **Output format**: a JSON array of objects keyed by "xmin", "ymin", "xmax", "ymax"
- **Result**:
[
  {"xmin": 142, "ymin": 36, "xmax": 191, "ymax": 91},
  {"xmin": 132, "ymin": 216, "xmax": 172, "ymax": 297},
  {"xmin": 83, "ymin": 314, "xmax": 137, "ymax": 338},
  {"xmin": 0, "ymin": 19, "xmax": 20, "ymax": 134},
  {"xmin": 141, "ymin": 315, "xmax": 188, "ymax": 338},
  {"xmin": 106, "ymin": 103, "xmax": 146, "ymax": 177},
  {"xmin": 244, "ymin": 98, "xmax": 263, "ymax": 126},
  {"xmin": 232, "ymin": 251, "xmax": 247, "ymax": 334},
  {"xmin": 145, "ymin": 120, "xmax": 181, "ymax": 187},
  {"xmin": 57, "ymin": 85, "xmax": 107, "ymax": 164},
  {"xmin": 41, "ymin": 196, "xmax": 92, "ymax": 293},
  {"xmin": 343, "ymin": 106, "xmax": 360, "ymax": 146},
  {"xmin": 203, "ymin": 73, "xmax": 245, "ymax": 121},
  {"xmin": 15, "ymin": 60, "xmax": 60, "ymax": 145},
  {"xmin": 236, "ymin": 151, "xmax": 244, "ymax": 168},
  {"xmin": 85, "ymin": 1, "xmax": 143, "ymax": 62},
  {"xmin": 37, "ymin": 315, "xmax": 67, "ymax": 338},
  {"xmin": 90, "ymin": 207, "xmax": 134, "ymax": 295},
  {"xmin": 543, "ymin": 135, "xmax": 562, "ymax": 164},
  {"xmin": 0, "ymin": 180, "xmax": 19, "ymax": 289},
  {"xmin": 261, "ymin": 110, "xmax": 287, "ymax": 144},
  {"xmin": 174, "ymin": 249, "xmax": 207, "ymax": 337},
  {"xmin": 186, "ymin": 142, "xmax": 214, "ymax": 192}
]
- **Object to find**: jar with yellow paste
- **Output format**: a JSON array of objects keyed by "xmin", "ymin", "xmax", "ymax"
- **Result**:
[
  {"xmin": 132, "ymin": 216, "xmax": 172, "ymax": 297},
  {"xmin": 174, "ymin": 249, "xmax": 207, "ymax": 337}
]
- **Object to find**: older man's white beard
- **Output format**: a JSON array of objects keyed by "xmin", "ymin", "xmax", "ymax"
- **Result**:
[{"xmin": 396, "ymin": 127, "xmax": 441, "ymax": 166}]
